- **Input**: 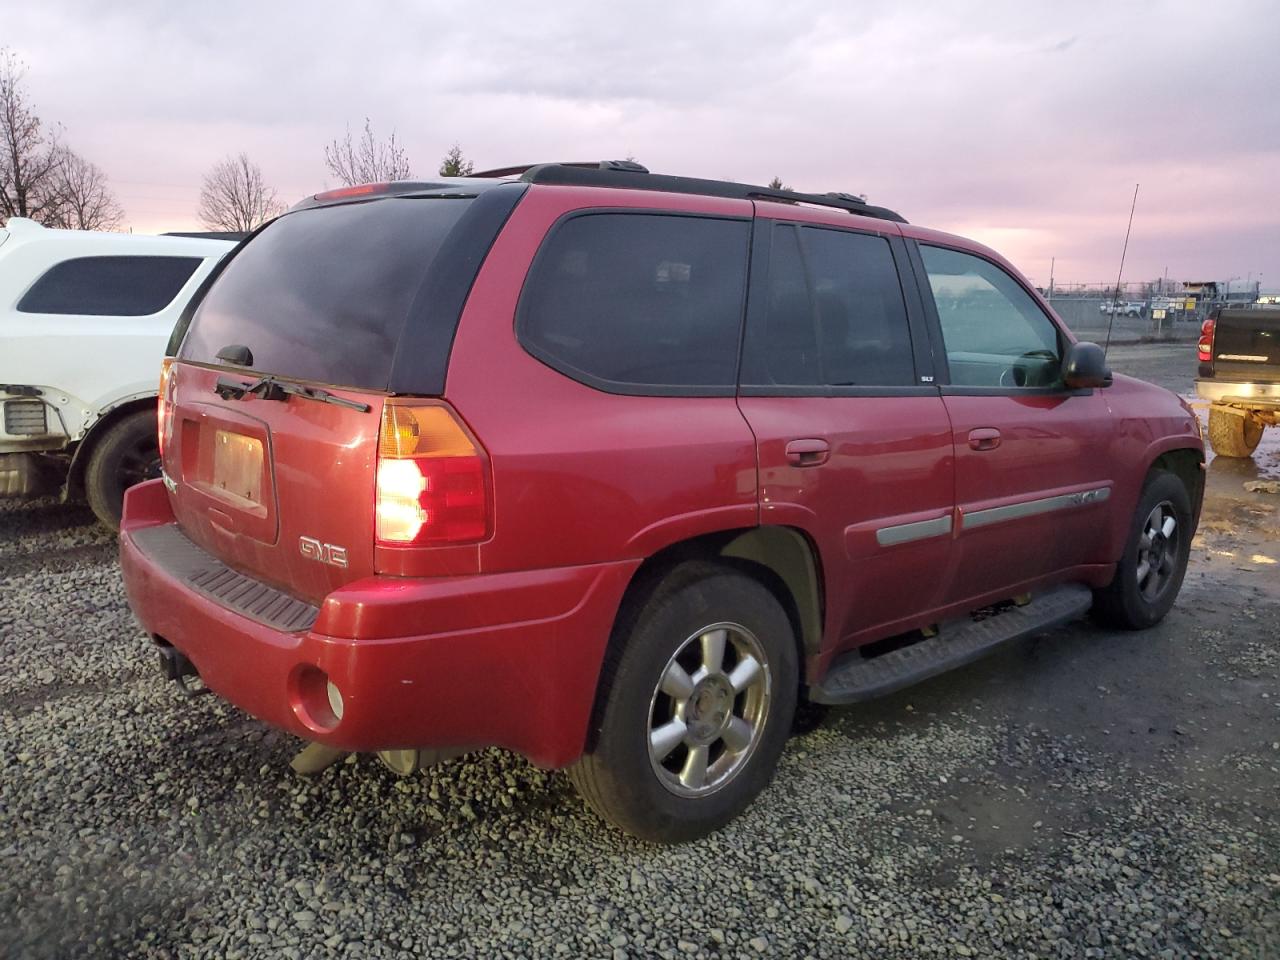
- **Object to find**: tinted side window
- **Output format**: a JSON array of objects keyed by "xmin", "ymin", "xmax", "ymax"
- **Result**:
[
  {"xmin": 919, "ymin": 245, "xmax": 1062, "ymax": 388},
  {"xmin": 17, "ymin": 256, "xmax": 202, "ymax": 316},
  {"xmin": 518, "ymin": 213, "xmax": 750, "ymax": 392},
  {"xmin": 741, "ymin": 225, "xmax": 915, "ymax": 388}
]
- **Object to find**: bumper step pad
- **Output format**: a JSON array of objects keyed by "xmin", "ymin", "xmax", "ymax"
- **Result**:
[
  {"xmin": 810, "ymin": 583, "xmax": 1094, "ymax": 704},
  {"xmin": 130, "ymin": 523, "xmax": 319, "ymax": 632}
]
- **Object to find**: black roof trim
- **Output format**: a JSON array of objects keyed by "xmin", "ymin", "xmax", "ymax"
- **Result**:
[{"xmin": 478, "ymin": 162, "xmax": 906, "ymax": 224}]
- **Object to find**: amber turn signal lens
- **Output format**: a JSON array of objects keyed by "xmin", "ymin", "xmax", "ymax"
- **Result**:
[{"xmin": 379, "ymin": 404, "xmax": 477, "ymax": 459}]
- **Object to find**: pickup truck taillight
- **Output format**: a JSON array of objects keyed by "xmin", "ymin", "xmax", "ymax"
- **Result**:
[
  {"xmin": 1198, "ymin": 319, "xmax": 1216, "ymax": 363},
  {"xmin": 375, "ymin": 400, "xmax": 490, "ymax": 546},
  {"xmin": 157, "ymin": 357, "xmax": 176, "ymax": 459}
]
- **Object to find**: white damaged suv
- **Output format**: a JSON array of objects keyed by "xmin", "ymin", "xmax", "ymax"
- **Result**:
[{"xmin": 0, "ymin": 218, "xmax": 235, "ymax": 527}]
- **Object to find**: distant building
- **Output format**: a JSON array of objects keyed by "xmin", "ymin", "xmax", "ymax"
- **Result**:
[
  {"xmin": 1182, "ymin": 280, "xmax": 1219, "ymax": 299},
  {"xmin": 1183, "ymin": 279, "xmax": 1261, "ymax": 310}
]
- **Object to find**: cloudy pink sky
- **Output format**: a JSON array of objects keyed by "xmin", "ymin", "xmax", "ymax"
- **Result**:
[{"xmin": 8, "ymin": 0, "xmax": 1279, "ymax": 289}]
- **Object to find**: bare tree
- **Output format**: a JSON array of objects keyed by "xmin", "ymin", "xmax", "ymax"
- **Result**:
[
  {"xmin": 197, "ymin": 153, "xmax": 283, "ymax": 232},
  {"xmin": 44, "ymin": 147, "xmax": 123, "ymax": 231},
  {"xmin": 438, "ymin": 143, "xmax": 474, "ymax": 177},
  {"xmin": 324, "ymin": 118, "xmax": 412, "ymax": 186},
  {"xmin": 0, "ymin": 48, "xmax": 60, "ymax": 224}
]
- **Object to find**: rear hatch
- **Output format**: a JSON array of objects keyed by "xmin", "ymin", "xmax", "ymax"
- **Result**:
[
  {"xmin": 164, "ymin": 185, "xmax": 519, "ymax": 603},
  {"xmin": 1211, "ymin": 307, "xmax": 1280, "ymax": 383}
]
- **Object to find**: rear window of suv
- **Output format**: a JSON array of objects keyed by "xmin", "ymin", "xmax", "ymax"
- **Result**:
[{"xmin": 180, "ymin": 197, "xmax": 472, "ymax": 391}]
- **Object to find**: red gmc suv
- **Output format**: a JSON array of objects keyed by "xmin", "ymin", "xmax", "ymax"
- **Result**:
[{"xmin": 121, "ymin": 162, "xmax": 1205, "ymax": 842}]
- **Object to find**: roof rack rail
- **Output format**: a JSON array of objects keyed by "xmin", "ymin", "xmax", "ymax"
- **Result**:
[
  {"xmin": 471, "ymin": 160, "xmax": 649, "ymax": 179},
  {"xmin": 473, "ymin": 162, "xmax": 906, "ymax": 224}
]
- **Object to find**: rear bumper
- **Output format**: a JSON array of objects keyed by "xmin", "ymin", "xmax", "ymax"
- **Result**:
[
  {"xmin": 119, "ymin": 479, "xmax": 639, "ymax": 767},
  {"xmin": 1195, "ymin": 378, "xmax": 1280, "ymax": 407}
]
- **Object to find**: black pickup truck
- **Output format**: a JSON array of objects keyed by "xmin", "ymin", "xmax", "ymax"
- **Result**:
[{"xmin": 1196, "ymin": 306, "xmax": 1280, "ymax": 456}]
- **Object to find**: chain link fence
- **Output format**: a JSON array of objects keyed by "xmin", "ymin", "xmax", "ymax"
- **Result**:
[{"xmin": 1045, "ymin": 296, "xmax": 1199, "ymax": 343}]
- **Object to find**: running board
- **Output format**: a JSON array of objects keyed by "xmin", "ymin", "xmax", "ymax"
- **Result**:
[{"xmin": 809, "ymin": 583, "xmax": 1094, "ymax": 705}]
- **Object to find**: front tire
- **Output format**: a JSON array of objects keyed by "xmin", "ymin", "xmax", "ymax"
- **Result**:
[
  {"xmin": 84, "ymin": 410, "xmax": 161, "ymax": 530},
  {"xmin": 1207, "ymin": 405, "xmax": 1262, "ymax": 458},
  {"xmin": 569, "ymin": 563, "xmax": 798, "ymax": 843},
  {"xmin": 1092, "ymin": 470, "xmax": 1192, "ymax": 630}
]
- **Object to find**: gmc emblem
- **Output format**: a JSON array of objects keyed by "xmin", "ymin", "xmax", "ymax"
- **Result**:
[{"xmin": 298, "ymin": 536, "xmax": 349, "ymax": 568}]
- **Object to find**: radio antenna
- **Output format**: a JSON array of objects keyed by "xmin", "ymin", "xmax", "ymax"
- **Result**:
[{"xmin": 1103, "ymin": 183, "xmax": 1140, "ymax": 355}]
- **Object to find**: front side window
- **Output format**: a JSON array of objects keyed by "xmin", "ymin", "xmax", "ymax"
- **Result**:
[
  {"xmin": 741, "ymin": 224, "xmax": 915, "ymax": 388},
  {"xmin": 17, "ymin": 256, "xmax": 202, "ymax": 316},
  {"xmin": 517, "ymin": 213, "xmax": 750, "ymax": 392},
  {"xmin": 919, "ymin": 245, "xmax": 1062, "ymax": 388}
]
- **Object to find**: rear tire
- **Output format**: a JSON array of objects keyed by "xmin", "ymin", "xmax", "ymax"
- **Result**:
[
  {"xmin": 1207, "ymin": 405, "xmax": 1262, "ymax": 458},
  {"xmin": 84, "ymin": 410, "xmax": 161, "ymax": 530},
  {"xmin": 1092, "ymin": 470, "xmax": 1192, "ymax": 630},
  {"xmin": 569, "ymin": 563, "xmax": 798, "ymax": 843}
]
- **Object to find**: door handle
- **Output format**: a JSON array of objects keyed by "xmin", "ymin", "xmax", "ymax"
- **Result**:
[
  {"xmin": 785, "ymin": 438, "xmax": 830, "ymax": 466},
  {"xmin": 968, "ymin": 428, "xmax": 1002, "ymax": 451}
]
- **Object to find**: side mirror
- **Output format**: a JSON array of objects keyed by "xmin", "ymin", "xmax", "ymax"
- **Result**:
[{"xmin": 1062, "ymin": 341, "xmax": 1112, "ymax": 389}]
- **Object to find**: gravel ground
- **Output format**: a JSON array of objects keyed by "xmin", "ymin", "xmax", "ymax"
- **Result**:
[{"xmin": 2, "ymin": 354, "xmax": 1278, "ymax": 958}]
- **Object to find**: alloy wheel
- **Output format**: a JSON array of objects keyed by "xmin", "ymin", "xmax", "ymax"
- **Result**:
[
  {"xmin": 647, "ymin": 622, "xmax": 772, "ymax": 798},
  {"xmin": 1135, "ymin": 500, "xmax": 1179, "ymax": 602}
]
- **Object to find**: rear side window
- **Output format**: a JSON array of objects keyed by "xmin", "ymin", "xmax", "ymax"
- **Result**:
[
  {"xmin": 518, "ymin": 213, "xmax": 750, "ymax": 393},
  {"xmin": 741, "ymin": 224, "xmax": 915, "ymax": 388},
  {"xmin": 17, "ymin": 256, "xmax": 202, "ymax": 316},
  {"xmin": 181, "ymin": 198, "xmax": 472, "ymax": 391}
]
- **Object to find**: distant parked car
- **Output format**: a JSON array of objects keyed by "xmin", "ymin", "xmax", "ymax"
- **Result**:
[
  {"xmin": 1099, "ymin": 300, "xmax": 1146, "ymax": 317},
  {"xmin": 0, "ymin": 218, "xmax": 236, "ymax": 527}
]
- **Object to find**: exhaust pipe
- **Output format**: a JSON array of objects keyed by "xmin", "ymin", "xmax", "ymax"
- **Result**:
[
  {"xmin": 377, "ymin": 746, "xmax": 470, "ymax": 776},
  {"xmin": 290, "ymin": 742, "xmax": 350, "ymax": 774},
  {"xmin": 290, "ymin": 745, "xmax": 472, "ymax": 777}
]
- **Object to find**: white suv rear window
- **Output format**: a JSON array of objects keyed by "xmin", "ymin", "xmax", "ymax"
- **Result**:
[{"xmin": 18, "ymin": 256, "xmax": 201, "ymax": 316}]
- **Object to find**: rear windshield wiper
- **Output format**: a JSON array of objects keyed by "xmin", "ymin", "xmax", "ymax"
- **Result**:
[{"xmin": 214, "ymin": 376, "xmax": 370, "ymax": 412}]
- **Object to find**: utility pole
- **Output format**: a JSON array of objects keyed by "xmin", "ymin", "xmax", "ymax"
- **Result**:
[{"xmin": 1048, "ymin": 257, "xmax": 1055, "ymax": 301}]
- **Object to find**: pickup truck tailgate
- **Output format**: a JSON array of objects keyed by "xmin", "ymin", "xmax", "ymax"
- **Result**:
[{"xmin": 1212, "ymin": 308, "xmax": 1280, "ymax": 383}]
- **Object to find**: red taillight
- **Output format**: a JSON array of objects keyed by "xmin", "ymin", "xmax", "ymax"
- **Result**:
[
  {"xmin": 375, "ymin": 401, "xmax": 490, "ymax": 546},
  {"xmin": 157, "ymin": 357, "xmax": 175, "ymax": 459},
  {"xmin": 314, "ymin": 182, "xmax": 390, "ymax": 202},
  {"xmin": 1198, "ymin": 318, "xmax": 1216, "ymax": 363}
]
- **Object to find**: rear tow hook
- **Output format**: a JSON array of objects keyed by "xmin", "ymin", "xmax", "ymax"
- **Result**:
[{"xmin": 157, "ymin": 645, "xmax": 211, "ymax": 698}]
